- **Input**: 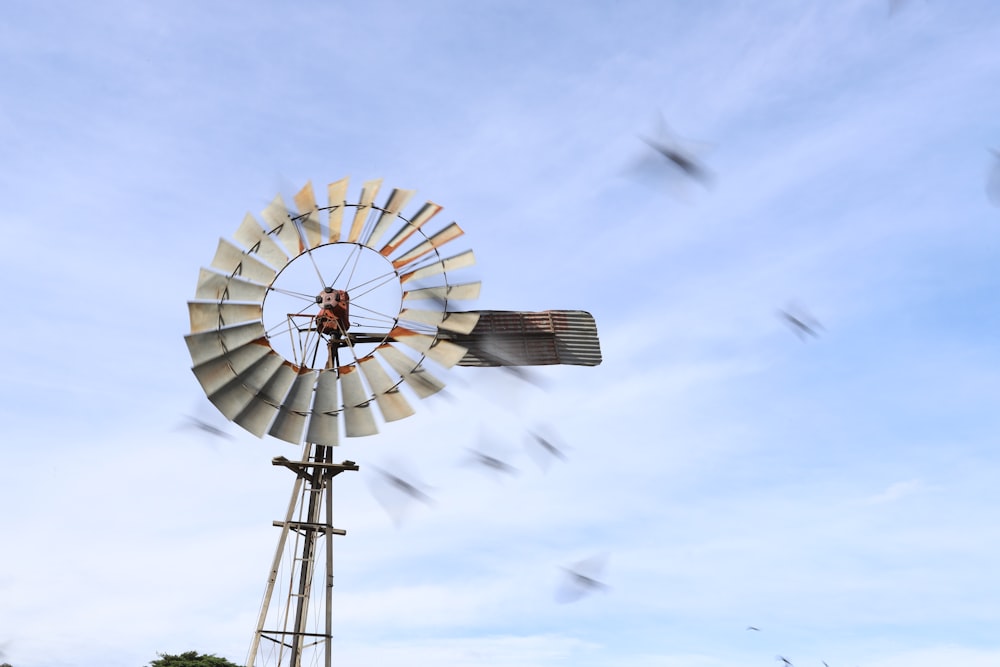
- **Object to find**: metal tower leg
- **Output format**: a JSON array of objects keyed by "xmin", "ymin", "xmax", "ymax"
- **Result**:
[{"xmin": 247, "ymin": 444, "xmax": 358, "ymax": 667}]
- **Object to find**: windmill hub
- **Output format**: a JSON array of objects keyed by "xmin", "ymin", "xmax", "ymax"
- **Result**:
[{"xmin": 261, "ymin": 241, "xmax": 402, "ymax": 369}]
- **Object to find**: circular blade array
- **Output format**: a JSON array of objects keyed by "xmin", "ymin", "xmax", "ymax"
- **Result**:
[{"xmin": 185, "ymin": 177, "xmax": 481, "ymax": 445}]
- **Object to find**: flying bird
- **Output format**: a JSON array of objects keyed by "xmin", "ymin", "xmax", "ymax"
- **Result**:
[
  {"xmin": 640, "ymin": 136, "xmax": 711, "ymax": 183},
  {"xmin": 524, "ymin": 428, "xmax": 568, "ymax": 471},
  {"xmin": 634, "ymin": 113, "xmax": 713, "ymax": 188},
  {"xmin": 778, "ymin": 302, "xmax": 823, "ymax": 340},
  {"xmin": 366, "ymin": 461, "xmax": 434, "ymax": 525},
  {"xmin": 373, "ymin": 466, "xmax": 433, "ymax": 505},
  {"xmin": 177, "ymin": 415, "xmax": 234, "ymax": 440},
  {"xmin": 746, "ymin": 625, "xmax": 761, "ymax": 631},
  {"xmin": 555, "ymin": 552, "xmax": 610, "ymax": 603},
  {"xmin": 463, "ymin": 448, "xmax": 518, "ymax": 476},
  {"xmin": 776, "ymin": 656, "xmax": 794, "ymax": 667}
]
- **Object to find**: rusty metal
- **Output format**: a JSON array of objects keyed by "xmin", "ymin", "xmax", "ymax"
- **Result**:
[
  {"xmin": 326, "ymin": 177, "xmax": 349, "ymax": 243},
  {"xmin": 346, "ymin": 178, "xmax": 381, "ymax": 243},
  {"xmin": 292, "ymin": 181, "xmax": 323, "ymax": 250},
  {"xmin": 445, "ymin": 310, "xmax": 603, "ymax": 367}
]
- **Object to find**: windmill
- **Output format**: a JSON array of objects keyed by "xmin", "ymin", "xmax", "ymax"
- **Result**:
[{"xmin": 184, "ymin": 176, "xmax": 602, "ymax": 667}]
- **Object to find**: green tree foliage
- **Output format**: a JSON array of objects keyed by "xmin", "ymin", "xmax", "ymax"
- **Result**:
[{"xmin": 147, "ymin": 651, "xmax": 241, "ymax": 667}]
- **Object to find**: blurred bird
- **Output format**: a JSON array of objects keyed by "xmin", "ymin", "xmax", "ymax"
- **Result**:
[
  {"xmin": 636, "ymin": 114, "xmax": 713, "ymax": 187},
  {"xmin": 776, "ymin": 656, "xmax": 794, "ymax": 667},
  {"xmin": 469, "ymin": 338, "xmax": 547, "ymax": 387},
  {"xmin": 524, "ymin": 428, "xmax": 568, "ymax": 471},
  {"xmin": 367, "ymin": 461, "xmax": 434, "ymax": 526},
  {"xmin": 555, "ymin": 552, "xmax": 610, "ymax": 603},
  {"xmin": 178, "ymin": 415, "xmax": 234, "ymax": 440},
  {"xmin": 987, "ymin": 148, "xmax": 1000, "ymax": 207},
  {"xmin": 746, "ymin": 626, "xmax": 761, "ymax": 631},
  {"xmin": 778, "ymin": 302, "xmax": 823, "ymax": 340},
  {"xmin": 463, "ymin": 448, "xmax": 518, "ymax": 477}
]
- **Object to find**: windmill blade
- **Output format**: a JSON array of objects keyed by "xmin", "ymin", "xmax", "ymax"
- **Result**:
[
  {"xmin": 399, "ymin": 249, "xmax": 476, "ymax": 284},
  {"xmin": 269, "ymin": 369, "xmax": 318, "ymax": 444},
  {"xmin": 378, "ymin": 201, "xmax": 442, "ymax": 256},
  {"xmin": 446, "ymin": 310, "xmax": 602, "ymax": 367},
  {"xmin": 346, "ymin": 178, "xmax": 382, "ymax": 243},
  {"xmin": 205, "ymin": 352, "xmax": 286, "ymax": 421},
  {"xmin": 188, "ymin": 301, "xmax": 262, "ymax": 333},
  {"xmin": 403, "ymin": 281, "xmax": 481, "ymax": 303},
  {"xmin": 339, "ymin": 364, "xmax": 378, "ymax": 437},
  {"xmin": 185, "ymin": 322, "xmax": 267, "ymax": 367},
  {"xmin": 389, "ymin": 326, "xmax": 468, "ymax": 368},
  {"xmin": 293, "ymin": 181, "xmax": 323, "ymax": 250},
  {"xmin": 364, "ymin": 187, "xmax": 415, "ymax": 250},
  {"xmin": 233, "ymin": 361, "xmax": 299, "ymax": 437},
  {"xmin": 234, "ymin": 212, "xmax": 290, "ymax": 269},
  {"xmin": 325, "ymin": 176, "xmax": 349, "ymax": 243},
  {"xmin": 305, "ymin": 369, "xmax": 339, "ymax": 446},
  {"xmin": 391, "ymin": 222, "xmax": 465, "ymax": 269},
  {"xmin": 398, "ymin": 308, "xmax": 480, "ymax": 334},
  {"xmin": 211, "ymin": 238, "xmax": 277, "ymax": 285},
  {"xmin": 358, "ymin": 355, "xmax": 415, "ymax": 422},
  {"xmin": 190, "ymin": 343, "xmax": 272, "ymax": 396},
  {"xmin": 195, "ymin": 268, "xmax": 268, "ymax": 303},
  {"xmin": 261, "ymin": 193, "xmax": 301, "ymax": 257},
  {"xmin": 376, "ymin": 344, "xmax": 447, "ymax": 398}
]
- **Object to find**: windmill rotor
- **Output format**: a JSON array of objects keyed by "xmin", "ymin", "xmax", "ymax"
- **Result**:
[{"xmin": 185, "ymin": 176, "xmax": 482, "ymax": 445}]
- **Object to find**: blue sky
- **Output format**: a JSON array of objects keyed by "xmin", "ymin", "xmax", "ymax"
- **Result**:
[{"xmin": 2, "ymin": 1, "xmax": 1000, "ymax": 666}]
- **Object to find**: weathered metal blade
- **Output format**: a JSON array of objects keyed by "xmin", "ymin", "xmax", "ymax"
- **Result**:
[
  {"xmin": 185, "ymin": 322, "xmax": 267, "ymax": 366},
  {"xmin": 261, "ymin": 194, "xmax": 301, "ymax": 258},
  {"xmin": 188, "ymin": 301, "xmax": 263, "ymax": 334},
  {"xmin": 358, "ymin": 355, "xmax": 415, "ymax": 422},
  {"xmin": 293, "ymin": 181, "xmax": 323, "ymax": 250},
  {"xmin": 205, "ymin": 352, "xmax": 286, "ymax": 421},
  {"xmin": 402, "ymin": 281, "xmax": 481, "ymax": 303},
  {"xmin": 378, "ymin": 201, "xmax": 442, "ymax": 256},
  {"xmin": 269, "ymin": 369, "xmax": 318, "ymax": 444},
  {"xmin": 190, "ymin": 341, "xmax": 272, "ymax": 396},
  {"xmin": 233, "ymin": 361, "xmax": 299, "ymax": 437},
  {"xmin": 364, "ymin": 188, "xmax": 415, "ymax": 250},
  {"xmin": 339, "ymin": 364, "xmax": 378, "ymax": 437},
  {"xmin": 450, "ymin": 310, "xmax": 603, "ymax": 367},
  {"xmin": 399, "ymin": 249, "xmax": 475, "ymax": 284},
  {"xmin": 346, "ymin": 178, "xmax": 382, "ymax": 243},
  {"xmin": 211, "ymin": 238, "xmax": 277, "ymax": 285},
  {"xmin": 398, "ymin": 308, "xmax": 480, "ymax": 334},
  {"xmin": 376, "ymin": 344, "xmax": 446, "ymax": 398},
  {"xmin": 195, "ymin": 268, "xmax": 268, "ymax": 303},
  {"xmin": 233, "ymin": 212, "xmax": 289, "ymax": 269},
  {"xmin": 305, "ymin": 369, "xmax": 339, "ymax": 446},
  {"xmin": 327, "ymin": 177, "xmax": 349, "ymax": 243},
  {"xmin": 389, "ymin": 326, "xmax": 468, "ymax": 368},
  {"xmin": 391, "ymin": 222, "xmax": 464, "ymax": 269}
]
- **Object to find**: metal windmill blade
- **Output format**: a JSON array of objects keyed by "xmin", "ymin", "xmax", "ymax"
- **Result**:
[{"xmin": 185, "ymin": 176, "xmax": 480, "ymax": 445}]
